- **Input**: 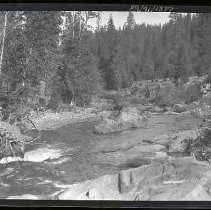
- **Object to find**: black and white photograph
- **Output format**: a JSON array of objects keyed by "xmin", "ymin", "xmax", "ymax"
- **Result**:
[{"xmin": 0, "ymin": 4, "xmax": 211, "ymax": 202}]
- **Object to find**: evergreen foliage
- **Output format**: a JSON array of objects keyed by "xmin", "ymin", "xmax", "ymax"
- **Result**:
[{"xmin": 0, "ymin": 11, "xmax": 211, "ymax": 112}]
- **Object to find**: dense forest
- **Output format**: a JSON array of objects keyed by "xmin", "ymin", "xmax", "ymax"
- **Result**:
[{"xmin": 0, "ymin": 11, "xmax": 211, "ymax": 110}]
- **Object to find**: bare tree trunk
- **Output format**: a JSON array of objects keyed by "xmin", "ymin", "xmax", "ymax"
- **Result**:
[
  {"xmin": 40, "ymin": 49, "xmax": 47, "ymax": 99},
  {"xmin": 72, "ymin": 11, "xmax": 75, "ymax": 38},
  {"xmin": 40, "ymin": 80, "xmax": 46, "ymax": 98},
  {"xmin": 0, "ymin": 12, "xmax": 8, "ymax": 77},
  {"xmin": 79, "ymin": 12, "xmax": 81, "ymax": 38}
]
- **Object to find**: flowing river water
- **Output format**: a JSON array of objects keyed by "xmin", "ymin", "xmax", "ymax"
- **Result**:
[{"xmin": 0, "ymin": 112, "xmax": 203, "ymax": 199}]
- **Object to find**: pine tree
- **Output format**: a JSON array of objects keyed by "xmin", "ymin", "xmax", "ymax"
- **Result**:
[
  {"xmin": 172, "ymin": 43, "xmax": 192, "ymax": 85},
  {"xmin": 195, "ymin": 14, "xmax": 211, "ymax": 76},
  {"xmin": 124, "ymin": 11, "xmax": 136, "ymax": 31},
  {"xmin": 23, "ymin": 11, "xmax": 62, "ymax": 99},
  {"xmin": 60, "ymin": 11, "xmax": 102, "ymax": 106},
  {"xmin": 0, "ymin": 11, "xmax": 25, "ymax": 93},
  {"xmin": 98, "ymin": 14, "xmax": 120, "ymax": 90},
  {"xmin": 1, "ymin": 11, "xmax": 207, "ymax": 110},
  {"xmin": 141, "ymin": 38, "xmax": 155, "ymax": 79}
]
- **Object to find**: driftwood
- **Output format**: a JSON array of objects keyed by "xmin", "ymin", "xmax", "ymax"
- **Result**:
[
  {"xmin": 0, "ymin": 110, "xmax": 41, "ymax": 162},
  {"xmin": 0, "ymin": 126, "xmax": 24, "ymax": 159}
]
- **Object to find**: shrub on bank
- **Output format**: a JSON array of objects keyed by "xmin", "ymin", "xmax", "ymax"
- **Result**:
[
  {"xmin": 200, "ymin": 96, "xmax": 211, "ymax": 105},
  {"xmin": 111, "ymin": 94, "xmax": 126, "ymax": 113},
  {"xmin": 47, "ymin": 91, "xmax": 61, "ymax": 110},
  {"xmin": 89, "ymin": 96, "xmax": 112, "ymax": 112},
  {"xmin": 95, "ymin": 106, "xmax": 147, "ymax": 134},
  {"xmin": 0, "ymin": 121, "xmax": 25, "ymax": 159},
  {"xmin": 150, "ymin": 86, "xmax": 180, "ymax": 107},
  {"xmin": 184, "ymin": 128, "xmax": 211, "ymax": 161},
  {"xmin": 180, "ymin": 84, "xmax": 202, "ymax": 104},
  {"xmin": 99, "ymin": 91, "xmax": 127, "ymax": 112},
  {"xmin": 151, "ymin": 83, "xmax": 203, "ymax": 108}
]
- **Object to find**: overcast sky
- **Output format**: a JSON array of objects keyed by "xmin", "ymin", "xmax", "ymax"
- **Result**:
[{"xmin": 89, "ymin": 12, "xmax": 171, "ymax": 29}]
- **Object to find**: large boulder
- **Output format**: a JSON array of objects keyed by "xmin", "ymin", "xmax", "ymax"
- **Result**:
[
  {"xmin": 58, "ymin": 157, "xmax": 211, "ymax": 200},
  {"xmin": 95, "ymin": 107, "xmax": 147, "ymax": 134}
]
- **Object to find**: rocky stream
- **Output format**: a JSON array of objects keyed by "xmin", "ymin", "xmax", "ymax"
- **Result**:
[{"xmin": 0, "ymin": 105, "xmax": 209, "ymax": 200}]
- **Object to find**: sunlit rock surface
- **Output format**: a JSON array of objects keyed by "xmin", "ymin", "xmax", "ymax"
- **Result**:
[
  {"xmin": 0, "ymin": 147, "xmax": 62, "ymax": 164},
  {"xmin": 58, "ymin": 157, "xmax": 211, "ymax": 200}
]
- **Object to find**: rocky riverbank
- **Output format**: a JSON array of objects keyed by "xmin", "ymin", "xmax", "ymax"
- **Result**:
[
  {"xmin": 57, "ymin": 126, "xmax": 211, "ymax": 201},
  {"xmin": 58, "ymin": 156, "xmax": 211, "ymax": 200},
  {"xmin": 0, "ymin": 109, "xmax": 203, "ymax": 200},
  {"xmin": 0, "ymin": 77, "xmax": 210, "ymax": 200},
  {"xmin": 25, "ymin": 107, "xmax": 102, "ymax": 131}
]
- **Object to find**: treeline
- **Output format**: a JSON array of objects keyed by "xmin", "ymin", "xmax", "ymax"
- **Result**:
[
  {"xmin": 95, "ymin": 12, "xmax": 211, "ymax": 90},
  {"xmin": 0, "ymin": 11, "xmax": 211, "ymax": 108}
]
